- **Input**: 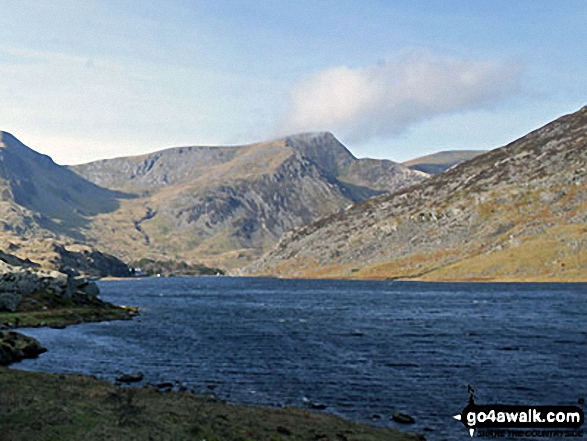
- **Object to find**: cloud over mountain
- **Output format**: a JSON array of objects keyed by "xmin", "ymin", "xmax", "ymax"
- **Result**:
[{"xmin": 281, "ymin": 52, "xmax": 524, "ymax": 143}]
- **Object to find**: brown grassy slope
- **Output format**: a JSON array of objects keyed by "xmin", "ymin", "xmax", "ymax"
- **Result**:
[
  {"xmin": 0, "ymin": 368, "xmax": 423, "ymax": 441},
  {"xmin": 244, "ymin": 106, "xmax": 587, "ymax": 281}
]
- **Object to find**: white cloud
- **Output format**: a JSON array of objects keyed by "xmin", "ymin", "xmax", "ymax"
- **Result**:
[{"xmin": 280, "ymin": 52, "xmax": 524, "ymax": 142}]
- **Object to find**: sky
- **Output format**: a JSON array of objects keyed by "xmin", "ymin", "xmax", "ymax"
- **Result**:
[{"xmin": 0, "ymin": 1, "xmax": 585, "ymax": 165}]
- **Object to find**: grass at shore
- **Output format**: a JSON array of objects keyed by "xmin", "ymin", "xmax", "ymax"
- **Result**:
[
  {"xmin": 0, "ymin": 304, "xmax": 138, "ymax": 328},
  {"xmin": 0, "ymin": 368, "xmax": 423, "ymax": 441}
]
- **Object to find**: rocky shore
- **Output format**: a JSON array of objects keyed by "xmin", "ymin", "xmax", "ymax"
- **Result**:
[
  {"xmin": 0, "ymin": 250, "xmax": 137, "ymax": 365},
  {"xmin": 0, "ymin": 252, "xmax": 138, "ymax": 329},
  {"xmin": 0, "ymin": 258, "xmax": 99, "ymax": 312}
]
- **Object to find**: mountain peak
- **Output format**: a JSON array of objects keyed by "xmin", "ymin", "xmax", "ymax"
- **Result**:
[
  {"xmin": 0, "ymin": 132, "xmax": 124, "ymax": 236},
  {"xmin": 284, "ymin": 131, "xmax": 356, "ymax": 174},
  {"xmin": 0, "ymin": 131, "xmax": 20, "ymax": 148},
  {"xmin": 285, "ymin": 131, "xmax": 336, "ymax": 143},
  {"xmin": 0, "ymin": 131, "xmax": 55, "ymax": 166}
]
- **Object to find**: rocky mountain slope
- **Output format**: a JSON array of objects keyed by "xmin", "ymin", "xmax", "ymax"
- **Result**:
[
  {"xmin": 245, "ymin": 107, "xmax": 587, "ymax": 282},
  {"xmin": 71, "ymin": 132, "xmax": 427, "ymax": 269},
  {"xmin": 0, "ymin": 132, "xmax": 134, "ymax": 277},
  {"xmin": 0, "ymin": 238, "xmax": 131, "ymax": 279},
  {"xmin": 403, "ymin": 150, "xmax": 487, "ymax": 174}
]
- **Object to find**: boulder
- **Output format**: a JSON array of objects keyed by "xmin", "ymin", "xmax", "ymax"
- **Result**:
[
  {"xmin": 392, "ymin": 412, "xmax": 416, "ymax": 424},
  {"xmin": 0, "ymin": 331, "xmax": 47, "ymax": 366},
  {"xmin": 69, "ymin": 276, "xmax": 99, "ymax": 299},
  {"xmin": 78, "ymin": 280, "xmax": 99, "ymax": 299},
  {"xmin": 0, "ymin": 293, "xmax": 22, "ymax": 312},
  {"xmin": 116, "ymin": 372, "xmax": 144, "ymax": 383}
]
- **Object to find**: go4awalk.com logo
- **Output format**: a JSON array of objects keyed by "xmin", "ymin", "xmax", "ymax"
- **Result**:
[{"xmin": 453, "ymin": 387, "xmax": 584, "ymax": 438}]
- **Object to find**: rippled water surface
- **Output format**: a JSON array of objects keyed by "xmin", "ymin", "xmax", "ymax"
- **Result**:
[{"xmin": 17, "ymin": 278, "xmax": 586, "ymax": 440}]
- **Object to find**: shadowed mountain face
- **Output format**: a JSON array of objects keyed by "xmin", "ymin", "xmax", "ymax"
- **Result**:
[
  {"xmin": 71, "ymin": 132, "xmax": 427, "ymax": 269},
  {"xmin": 403, "ymin": 150, "xmax": 487, "ymax": 174},
  {"xmin": 0, "ymin": 132, "xmax": 128, "ymax": 237},
  {"xmin": 245, "ymin": 106, "xmax": 587, "ymax": 282}
]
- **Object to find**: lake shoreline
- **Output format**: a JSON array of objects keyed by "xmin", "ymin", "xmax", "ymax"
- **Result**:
[
  {"xmin": 0, "ymin": 365, "xmax": 424, "ymax": 440},
  {"xmin": 12, "ymin": 277, "xmax": 585, "ymax": 440},
  {"xmin": 1, "ymin": 283, "xmax": 424, "ymax": 440}
]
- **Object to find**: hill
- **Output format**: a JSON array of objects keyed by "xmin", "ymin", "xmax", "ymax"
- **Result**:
[
  {"xmin": 403, "ymin": 150, "xmax": 487, "ymax": 174},
  {"xmin": 71, "ymin": 132, "xmax": 427, "ymax": 269},
  {"xmin": 245, "ymin": 106, "xmax": 587, "ymax": 282},
  {"xmin": 0, "ymin": 132, "xmax": 127, "ymax": 237},
  {"xmin": 0, "ymin": 132, "xmax": 134, "ymax": 276}
]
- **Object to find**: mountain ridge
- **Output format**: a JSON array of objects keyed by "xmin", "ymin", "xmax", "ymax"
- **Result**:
[
  {"xmin": 402, "ymin": 149, "xmax": 488, "ymax": 174},
  {"xmin": 244, "ymin": 106, "xmax": 587, "ymax": 281},
  {"xmin": 73, "ymin": 132, "xmax": 427, "ymax": 269}
]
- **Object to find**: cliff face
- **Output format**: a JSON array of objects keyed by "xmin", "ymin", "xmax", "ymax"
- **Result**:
[{"xmin": 245, "ymin": 106, "xmax": 587, "ymax": 282}]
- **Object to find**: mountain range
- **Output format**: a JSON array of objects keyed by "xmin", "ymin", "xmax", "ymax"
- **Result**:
[
  {"xmin": 245, "ymin": 106, "xmax": 587, "ymax": 282},
  {"xmin": 2, "ymin": 107, "xmax": 585, "ymax": 281},
  {"xmin": 0, "ymin": 131, "xmax": 426, "ymax": 271},
  {"xmin": 402, "ymin": 150, "xmax": 487, "ymax": 175}
]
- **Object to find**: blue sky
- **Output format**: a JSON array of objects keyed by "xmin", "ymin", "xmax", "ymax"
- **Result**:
[{"xmin": 0, "ymin": 1, "xmax": 585, "ymax": 164}]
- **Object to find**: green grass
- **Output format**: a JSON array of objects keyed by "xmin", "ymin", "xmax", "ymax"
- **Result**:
[
  {"xmin": 0, "ymin": 368, "xmax": 423, "ymax": 441},
  {"xmin": 0, "ymin": 305, "xmax": 137, "ymax": 328}
]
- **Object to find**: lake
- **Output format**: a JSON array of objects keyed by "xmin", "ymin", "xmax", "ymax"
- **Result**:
[{"xmin": 16, "ymin": 277, "xmax": 587, "ymax": 440}]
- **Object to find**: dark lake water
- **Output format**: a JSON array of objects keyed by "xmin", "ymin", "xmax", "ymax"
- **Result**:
[{"xmin": 16, "ymin": 277, "xmax": 587, "ymax": 440}]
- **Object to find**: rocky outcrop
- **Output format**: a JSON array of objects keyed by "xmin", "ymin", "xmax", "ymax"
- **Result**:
[
  {"xmin": 51, "ymin": 244, "xmax": 131, "ymax": 279},
  {"xmin": 0, "ymin": 257, "xmax": 100, "ymax": 312},
  {"xmin": 393, "ymin": 413, "xmax": 416, "ymax": 424},
  {"xmin": 0, "ymin": 331, "xmax": 47, "ymax": 365},
  {"xmin": 0, "ymin": 240, "xmax": 131, "ymax": 279},
  {"xmin": 129, "ymin": 258, "xmax": 224, "ymax": 277},
  {"xmin": 116, "ymin": 372, "xmax": 144, "ymax": 383}
]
